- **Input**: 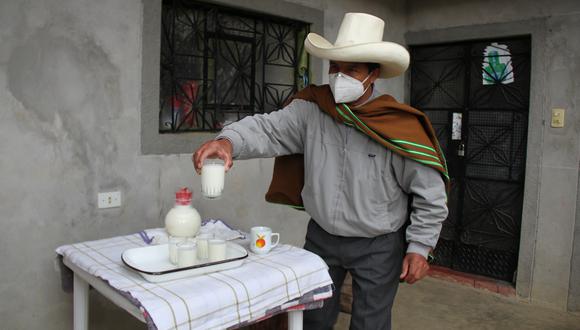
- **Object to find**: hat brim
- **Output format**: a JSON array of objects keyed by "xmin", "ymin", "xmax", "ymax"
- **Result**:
[{"xmin": 304, "ymin": 33, "xmax": 410, "ymax": 79}]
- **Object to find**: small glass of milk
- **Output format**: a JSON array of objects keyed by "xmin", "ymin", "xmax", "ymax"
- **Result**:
[
  {"xmin": 168, "ymin": 236, "xmax": 186, "ymax": 265},
  {"xmin": 208, "ymin": 239, "xmax": 227, "ymax": 262},
  {"xmin": 196, "ymin": 233, "xmax": 213, "ymax": 260},
  {"xmin": 201, "ymin": 158, "xmax": 225, "ymax": 199},
  {"xmin": 177, "ymin": 239, "xmax": 197, "ymax": 268}
]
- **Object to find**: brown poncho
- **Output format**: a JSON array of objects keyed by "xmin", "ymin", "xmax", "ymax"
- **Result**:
[{"xmin": 265, "ymin": 85, "xmax": 449, "ymax": 209}]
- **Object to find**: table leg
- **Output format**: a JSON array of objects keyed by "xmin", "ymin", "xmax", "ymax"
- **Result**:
[
  {"xmin": 73, "ymin": 273, "xmax": 90, "ymax": 330},
  {"xmin": 287, "ymin": 310, "xmax": 303, "ymax": 330}
]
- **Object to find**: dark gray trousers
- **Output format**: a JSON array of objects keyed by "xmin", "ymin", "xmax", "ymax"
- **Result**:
[{"xmin": 303, "ymin": 219, "xmax": 405, "ymax": 330}]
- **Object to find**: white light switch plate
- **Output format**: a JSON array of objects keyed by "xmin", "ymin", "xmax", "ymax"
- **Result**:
[
  {"xmin": 551, "ymin": 108, "xmax": 565, "ymax": 128},
  {"xmin": 98, "ymin": 191, "xmax": 122, "ymax": 209}
]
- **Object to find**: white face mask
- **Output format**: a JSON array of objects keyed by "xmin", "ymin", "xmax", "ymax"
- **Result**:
[{"xmin": 329, "ymin": 72, "xmax": 372, "ymax": 104}]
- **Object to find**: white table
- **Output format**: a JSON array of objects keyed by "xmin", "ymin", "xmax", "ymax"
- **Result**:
[{"xmin": 63, "ymin": 254, "xmax": 304, "ymax": 330}]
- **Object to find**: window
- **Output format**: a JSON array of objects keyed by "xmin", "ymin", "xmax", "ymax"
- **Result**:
[{"xmin": 159, "ymin": 0, "xmax": 310, "ymax": 133}]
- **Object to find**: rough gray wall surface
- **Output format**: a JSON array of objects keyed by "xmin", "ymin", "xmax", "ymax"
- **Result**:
[
  {"xmin": 407, "ymin": 0, "xmax": 580, "ymax": 30},
  {"xmin": 560, "ymin": 12, "xmax": 580, "ymax": 311},
  {"xmin": 0, "ymin": 0, "xmax": 406, "ymax": 328},
  {"xmin": 571, "ymin": 167, "xmax": 580, "ymax": 311},
  {"xmin": 534, "ymin": 14, "xmax": 580, "ymax": 311},
  {"xmin": 0, "ymin": 0, "xmax": 159, "ymax": 328},
  {"xmin": 407, "ymin": 0, "xmax": 580, "ymax": 312}
]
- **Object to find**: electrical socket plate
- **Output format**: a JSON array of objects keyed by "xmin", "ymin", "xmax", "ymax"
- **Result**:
[
  {"xmin": 551, "ymin": 108, "xmax": 565, "ymax": 128},
  {"xmin": 98, "ymin": 191, "xmax": 122, "ymax": 209}
]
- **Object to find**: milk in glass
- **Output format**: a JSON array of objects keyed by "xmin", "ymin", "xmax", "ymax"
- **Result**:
[
  {"xmin": 177, "ymin": 240, "xmax": 197, "ymax": 267},
  {"xmin": 208, "ymin": 239, "xmax": 227, "ymax": 262},
  {"xmin": 201, "ymin": 159, "xmax": 225, "ymax": 199}
]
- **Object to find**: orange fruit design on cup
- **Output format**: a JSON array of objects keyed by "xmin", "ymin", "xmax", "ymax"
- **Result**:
[{"xmin": 255, "ymin": 234, "xmax": 266, "ymax": 248}]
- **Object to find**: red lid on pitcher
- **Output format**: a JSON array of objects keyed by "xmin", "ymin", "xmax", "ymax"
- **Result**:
[{"xmin": 175, "ymin": 187, "xmax": 192, "ymax": 205}]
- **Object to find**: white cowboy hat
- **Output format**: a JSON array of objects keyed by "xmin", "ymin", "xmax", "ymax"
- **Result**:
[{"xmin": 304, "ymin": 13, "xmax": 410, "ymax": 79}]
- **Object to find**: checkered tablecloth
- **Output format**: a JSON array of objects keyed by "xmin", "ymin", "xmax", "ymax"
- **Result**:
[{"xmin": 56, "ymin": 229, "xmax": 333, "ymax": 330}]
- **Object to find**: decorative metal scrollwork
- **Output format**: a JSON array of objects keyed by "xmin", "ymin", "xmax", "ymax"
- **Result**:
[
  {"xmin": 159, "ymin": 0, "xmax": 310, "ymax": 132},
  {"xmin": 410, "ymin": 37, "xmax": 530, "ymax": 282}
]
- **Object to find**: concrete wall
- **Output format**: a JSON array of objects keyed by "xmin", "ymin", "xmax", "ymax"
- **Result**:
[
  {"xmin": 0, "ymin": 0, "xmax": 406, "ymax": 328},
  {"xmin": 406, "ymin": 0, "xmax": 580, "ymax": 312},
  {"xmin": 571, "ymin": 171, "xmax": 580, "ymax": 311}
]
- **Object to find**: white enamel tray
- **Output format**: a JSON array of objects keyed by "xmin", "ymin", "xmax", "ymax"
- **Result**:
[{"xmin": 122, "ymin": 242, "xmax": 248, "ymax": 283}]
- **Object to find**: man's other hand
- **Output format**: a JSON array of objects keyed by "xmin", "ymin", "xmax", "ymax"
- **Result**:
[
  {"xmin": 192, "ymin": 139, "xmax": 234, "ymax": 175},
  {"xmin": 399, "ymin": 253, "xmax": 429, "ymax": 284}
]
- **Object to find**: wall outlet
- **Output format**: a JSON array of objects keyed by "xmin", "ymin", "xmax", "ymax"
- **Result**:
[{"xmin": 98, "ymin": 191, "xmax": 122, "ymax": 209}]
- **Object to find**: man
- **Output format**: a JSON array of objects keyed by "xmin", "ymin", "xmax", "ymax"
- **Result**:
[{"xmin": 193, "ymin": 13, "xmax": 448, "ymax": 330}]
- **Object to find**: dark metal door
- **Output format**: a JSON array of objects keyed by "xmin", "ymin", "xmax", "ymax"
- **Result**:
[{"xmin": 410, "ymin": 37, "xmax": 531, "ymax": 282}]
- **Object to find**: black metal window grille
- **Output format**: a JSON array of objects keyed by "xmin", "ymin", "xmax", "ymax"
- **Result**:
[{"xmin": 159, "ymin": 0, "xmax": 310, "ymax": 133}]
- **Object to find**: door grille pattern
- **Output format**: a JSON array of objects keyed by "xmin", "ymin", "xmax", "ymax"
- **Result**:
[{"xmin": 411, "ymin": 37, "xmax": 530, "ymax": 282}]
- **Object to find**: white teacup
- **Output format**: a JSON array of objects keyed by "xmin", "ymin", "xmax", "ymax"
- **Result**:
[
  {"xmin": 201, "ymin": 159, "xmax": 225, "ymax": 199},
  {"xmin": 250, "ymin": 226, "xmax": 280, "ymax": 254}
]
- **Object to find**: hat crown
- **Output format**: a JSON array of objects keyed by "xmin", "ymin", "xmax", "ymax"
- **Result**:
[{"xmin": 334, "ymin": 13, "xmax": 385, "ymax": 47}]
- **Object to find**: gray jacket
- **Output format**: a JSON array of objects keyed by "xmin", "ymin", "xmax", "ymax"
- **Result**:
[{"xmin": 217, "ymin": 93, "xmax": 448, "ymax": 258}]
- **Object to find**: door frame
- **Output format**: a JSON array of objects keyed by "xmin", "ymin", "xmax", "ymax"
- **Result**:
[{"xmin": 405, "ymin": 18, "xmax": 548, "ymax": 301}]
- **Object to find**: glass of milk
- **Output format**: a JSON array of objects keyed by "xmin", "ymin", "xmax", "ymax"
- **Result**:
[
  {"xmin": 208, "ymin": 239, "xmax": 227, "ymax": 262},
  {"xmin": 177, "ymin": 239, "xmax": 197, "ymax": 268},
  {"xmin": 201, "ymin": 158, "xmax": 225, "ymax": 199},
  {"xmin": 168, "ymin": 236, "xmax": 186, "ymax": 265},
  {"xmin": 196, "ymin": 233, "xmax": 213, "ymax": 260}
]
